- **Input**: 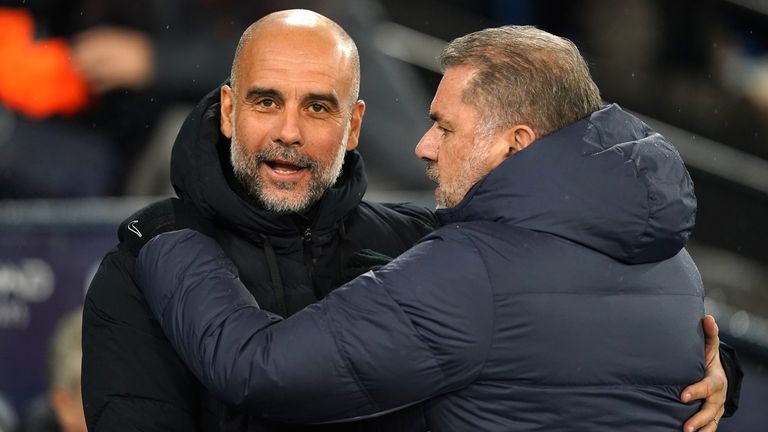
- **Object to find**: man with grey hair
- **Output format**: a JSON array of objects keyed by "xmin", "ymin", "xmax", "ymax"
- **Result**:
[{"xmin": 135, "ymin": 25, "xmax": 737, "ymax": 431}]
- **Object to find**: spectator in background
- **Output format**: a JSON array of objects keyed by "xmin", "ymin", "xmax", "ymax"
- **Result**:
[
  {"xmin": 0, "ymin": 0, "xmax": 244, "ymax": 198},
  {"xmin": 0, "ymin": 392, "xmax": 17, "ymax": 432},
  {"xmin": 46, "ymin": 308, "xmax": 85, "ymax": 432},
  {"xmin": 21, "ymin": 308, "xmax": 85, "ymax": 432}
]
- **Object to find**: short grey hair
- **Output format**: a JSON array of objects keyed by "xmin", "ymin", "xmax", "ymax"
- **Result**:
[
  {"xmin": 48, "ymin": 308, "xmax": 83, "ymax": 394},
  {"xmin": 440, "ymin": 25, "xmax": 602, "ymax": 137}
]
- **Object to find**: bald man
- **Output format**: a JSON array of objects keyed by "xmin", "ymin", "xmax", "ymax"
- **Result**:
[
  {"xmin": 82, "ymin": 9, "xmax": 733, "ymax": 432},
  {"xmin": 81, "ymin": 9, "xmax": 436, "ymax": 432}
]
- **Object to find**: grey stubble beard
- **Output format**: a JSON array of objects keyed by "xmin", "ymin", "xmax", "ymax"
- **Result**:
[{"xmin": 229, "ymin": 120, "xmax": 349, "ymax": 213}]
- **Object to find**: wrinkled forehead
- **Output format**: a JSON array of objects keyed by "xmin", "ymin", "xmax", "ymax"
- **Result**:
[{"xmin": 432, "ymin": 65, "xmax": 477, "ymax": 110}]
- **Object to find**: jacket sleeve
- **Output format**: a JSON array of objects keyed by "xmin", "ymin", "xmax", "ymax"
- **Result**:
[
  {"xmin": 82, "ymin": 246, "xmax": 201, "ymax": 431},
  {"xmin": 137, "ymin": 228, "xmax": 494, "ymax": 424},
  {"xmin": 719, "ymin": 342, "xmax": 743, "ymax": 417}
]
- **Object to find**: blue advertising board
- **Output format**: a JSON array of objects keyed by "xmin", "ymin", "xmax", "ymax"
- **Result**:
[{"xmin": 0, "ymin": 198, "xmax": 149, "ymax": 414}]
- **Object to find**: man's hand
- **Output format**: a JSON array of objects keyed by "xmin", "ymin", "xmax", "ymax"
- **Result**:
[{"xmin": 681, "ymin": 315, "xmax": 726, "ymax": 432}]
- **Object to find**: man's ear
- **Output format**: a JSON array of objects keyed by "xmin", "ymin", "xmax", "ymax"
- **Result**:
[
  {"xmin": 345, "ymin": 100, "xmax": 366, "ymax": 151},
  {"xmin": 502, "ymin": 124, "xmax": 537, "ymax": 157},
  {"xmin": 220, "ymin": 84, "xmax": 234, "ymax": 139},
  {"xmin": 486, "ymin": 124, "xmax": 537, "ymax": 170}
]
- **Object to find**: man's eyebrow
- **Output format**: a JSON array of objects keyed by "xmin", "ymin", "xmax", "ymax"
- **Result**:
[
  {"xmin": 430, "ymin": 112, "xmax": 454, "ymax": 129},
  {"xmin": 304, "ymin": 92, "xmax": 340, "ymax": 110},
  {"xmin": 243, "ymin": 87, "xmax": 283, "ymax": 103}
]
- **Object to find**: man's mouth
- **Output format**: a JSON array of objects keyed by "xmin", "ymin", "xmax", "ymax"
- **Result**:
[
  {"xmin": 262, "ymin": 159, "xmax": 311, "ymax": 182},
  {"xmin": 265, "ymin": 160, "xmax": 306, "ymax": 174}
]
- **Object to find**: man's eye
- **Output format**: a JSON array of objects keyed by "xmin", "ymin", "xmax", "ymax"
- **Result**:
[
  {"xmin": 259, "ymin": 99, "xmax": 275, "ymax": 108},
  {"xmin": 310, "ymin": 103, "xmax": 326, "ymax": 113},
  {"xmin": 437, "ymin": 126, "xmax": 451, "ymax": 135}
]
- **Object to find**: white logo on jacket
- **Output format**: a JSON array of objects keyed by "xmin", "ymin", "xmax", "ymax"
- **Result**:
[{"xmin": 127, "ymin": 220, "xmax": 142, "ymax": 238}]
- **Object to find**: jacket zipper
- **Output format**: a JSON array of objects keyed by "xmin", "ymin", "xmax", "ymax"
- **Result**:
[{"xmin": 302, "ymin": 227, "xmax": 318, "ymax": 288}]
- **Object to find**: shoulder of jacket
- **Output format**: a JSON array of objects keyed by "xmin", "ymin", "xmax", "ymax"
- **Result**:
[
  {"xmin": 92, "ymin": 246, "xmax": 136, "ymax": 275},
  {"xmin": 116, "ymin": 198, "xmax": 216, "ymax": 257},
  {"xmin": 85, "ymin": 246, "xmax": 140, "ymax": 312},
  {"xmin": 427, "ymin": 221, "xmax": 481, "ymax": 242},
  {"xmin": 118, "ymin": 198, "xmax": 179, "ymax": 230},
  {"xmin": 116, "ymin": 198, "xmax": 179, "ymax": 255}
]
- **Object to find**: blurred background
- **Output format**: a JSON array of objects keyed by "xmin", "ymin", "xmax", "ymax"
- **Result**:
[{"xmin": 0, "ymin": 0, "xmax": 766, "ymax": 430}]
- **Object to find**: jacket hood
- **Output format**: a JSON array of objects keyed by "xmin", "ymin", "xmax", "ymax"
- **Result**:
[
  {"xmin": 437, "ymin": 104, "xmax": 697, "ymax": 264},
  {"xmin": 170, "ymin": 86, "xmax": 368, "ymax": 241}
]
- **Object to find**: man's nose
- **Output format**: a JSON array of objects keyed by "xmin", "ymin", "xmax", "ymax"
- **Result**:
[
  {"xmin": 415, "ymin": 127, "xmax": 438, "ymax": 161},
  {"xmin": 273, "ymin": 108, "xmax": 302, "ymax": 146}
]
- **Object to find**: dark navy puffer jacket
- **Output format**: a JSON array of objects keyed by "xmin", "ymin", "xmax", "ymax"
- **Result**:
[{"xmin": 137, "ymin": 104, "xmax": 706, "ymax": 431}]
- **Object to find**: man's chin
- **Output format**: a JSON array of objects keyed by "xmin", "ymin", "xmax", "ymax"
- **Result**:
[
  {"xmin": 434, "ymin": 188, "xmax": 464, "ymax": 210},
  {"xmin": 433, "ymin": 187, "xmax": 446, "ymax": 209},
  {"xmin": 256, "ymin": 184, "xmax": 314, "ymax": 213}
]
